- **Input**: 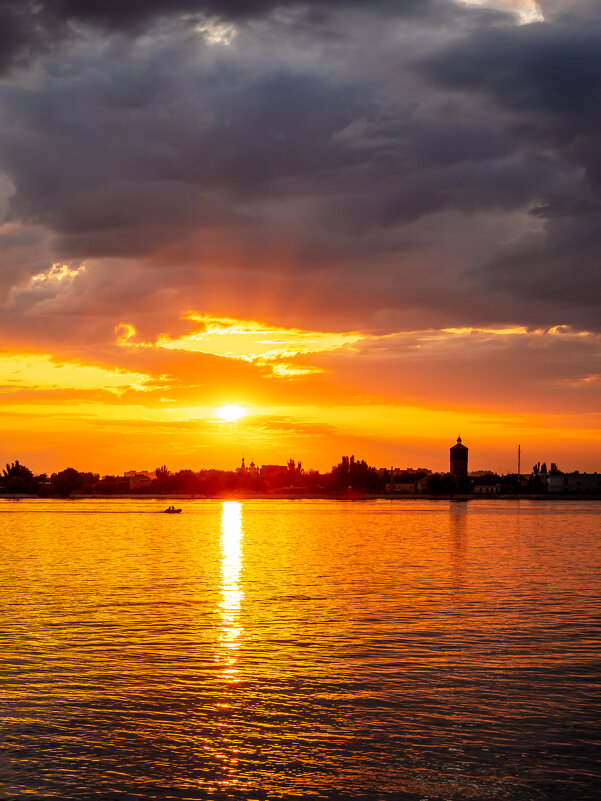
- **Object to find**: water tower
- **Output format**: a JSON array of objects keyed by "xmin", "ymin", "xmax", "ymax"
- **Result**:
[{"xmin": 450, "ymin": 436, "xmax": 468, "ymax": 484}]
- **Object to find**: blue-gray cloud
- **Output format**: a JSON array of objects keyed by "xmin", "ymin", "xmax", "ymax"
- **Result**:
[{"xmin": 0, "ymin": 0, "xmax": 601, "ymax": 348}]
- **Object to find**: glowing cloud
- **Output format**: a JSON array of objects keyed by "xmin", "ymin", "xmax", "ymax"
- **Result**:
[
  {"xmin": 459, "ymin": 0, "xmax": 544, "ymax": 23},
  {"xmin": 115, "ymin": 323, "xmax": 139, "ymax": 346},
  {"xmin": 0, "ymin": 352, "xmax": 153, "ymax": 394},
  {"xmin": 118, "ymin": 315, "xmax": 363, "ymax": 376},
  {"xmin": 31, "ymin": 263, "xmax": 86, "ymax": 285},
  {"xmin": 195, "ymin": 20, "xmax": 237, "ymax": 46}
]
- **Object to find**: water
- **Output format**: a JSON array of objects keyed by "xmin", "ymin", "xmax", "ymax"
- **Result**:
[{"xmin": 1, "ymin": 498, "xmax": 600, "ymax": 800}]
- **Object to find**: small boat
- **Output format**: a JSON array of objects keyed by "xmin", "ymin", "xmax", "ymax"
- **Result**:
[{"xmin": 163, "ymin": 507, "xmax": 182, "ymax": 514}]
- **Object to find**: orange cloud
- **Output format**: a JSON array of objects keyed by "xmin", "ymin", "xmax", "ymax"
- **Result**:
[
  {"xmin": 117, "ymin": 314, "xmax": 363, "ymax": 377},
  {"xmin": 0, "ymin": 351, "xmax": 153, "ymax": 394},
  {"xmin": 30, "ymin": 262, "xmax": 86, "ymax": 285}
]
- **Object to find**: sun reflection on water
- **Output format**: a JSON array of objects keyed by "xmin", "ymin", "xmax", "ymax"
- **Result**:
[{"xmin": 218, "ymin": 501, "xmax": 244, "ymax": 681}]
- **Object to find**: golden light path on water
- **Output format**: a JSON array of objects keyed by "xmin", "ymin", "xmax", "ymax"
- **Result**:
[
  {"xmin": 217, "ymin": 501, "xmax": 244, "ymax": 681},
  {"xmin": 214, "ymin": 501, "xmax": 244, "ymax": 790}
]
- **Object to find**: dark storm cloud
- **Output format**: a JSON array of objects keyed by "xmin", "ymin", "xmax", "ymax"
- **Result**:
[
  {"xmin": 0, "ymin": 0, "xmax": 463, "ymax": 76},
  {"xmin": 1, "ymin": 0, "xmax": 601, "ymax": 346},
  {"xmin": 485, "ymin": 216, "xmax": 601, "ymax": 307},
  {"xmin": 419, "ymin": 15, "xmax": 601, "ymax": 231},
  {"xmin": 0, "ymin": 3, "xmax": 530, "ymax": 259},
  {"xmin": 416, "ymin": 5, "xmax": 601, "ymax": 325},
  {"xmin": 57, "ymin": 0, "xmax": 420, "ymax": 25},
  {"xmin": 0, "ymin": 55, "xmax": 377, "ymax": 271},
  {"xmin": 420, "ymin": 19, "xmax": 601, "ymax": 130}
]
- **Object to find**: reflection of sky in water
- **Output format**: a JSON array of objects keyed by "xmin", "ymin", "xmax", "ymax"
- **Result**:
[
  {"xmin": 218, "ymin": 501, "xmax": 243, "ymax": 681},
  {"xmin": 2, "ymin": 499, "xmax": 601, "ymax": 800}
]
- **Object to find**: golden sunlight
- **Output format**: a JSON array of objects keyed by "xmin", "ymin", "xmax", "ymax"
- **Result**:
[
  {"xmin": 218, "ymin": 501, "xmax": 244, "ymax": 677},
  {"xmin": 0, "ymin": 351, "xmax": 152, "ymax": 393},
  {"xmin": 118, "ymin": 314, "xmax": 363, "ymax": 376},
  {"xmin": 217, "ymin": 404, "xmax": 247, "ymax": 422}
]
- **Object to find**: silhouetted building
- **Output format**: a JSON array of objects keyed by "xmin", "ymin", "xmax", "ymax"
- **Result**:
[
  {"xmin": 239, "ymin": 458, "xmax": 259, "ymax": 476},
  {"xmin": 124, "ymin": 470, "xmax": 156, "ymax": 490},
  {"xmin": 260, "ymin": 464, "xmax": 288, "ymax": 478},
  {"xmin": 543, "ymin": 472, "xmax": 601, "ymax": 494},
  {"xmin": 383, "ymin": 467, "xmax": 432, "ymax": 494},
  {"xmin": 473, "ymin": 477, "xmax": 501, "ymax": 495},
  {"xmin": 237, "ymin": 457, "xmax": 259, "ymax": 478},
  {"xmin": 450, "ymin": 437, "xmax": 468, "ymax": 485}
]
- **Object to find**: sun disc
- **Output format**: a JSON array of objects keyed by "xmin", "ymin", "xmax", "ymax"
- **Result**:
[{"xmin": 217, "ymin": 404, "xmax": 246, "ymax": 422}]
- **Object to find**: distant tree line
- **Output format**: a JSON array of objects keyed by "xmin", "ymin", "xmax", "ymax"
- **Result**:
[
  {"xmin": 0, "ymin": 456, "xmax": 384, "ymax": 498},
  {"xmin": 2, "ymin": 461, "xmax": 113, "ymax": 497},
  {"xmin": 1, "ymin": 457, "xmax": 590, "ymax": 498}
]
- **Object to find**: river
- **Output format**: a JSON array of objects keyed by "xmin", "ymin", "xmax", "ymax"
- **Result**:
[{"xmin": 1, "ymin": 498, "xmax": 599, "ymax": 799}]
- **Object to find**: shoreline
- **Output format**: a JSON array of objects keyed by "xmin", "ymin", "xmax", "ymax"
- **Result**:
[{"xmin": 2, "ymin": 493, "xmax": 600, "ymax": 501}]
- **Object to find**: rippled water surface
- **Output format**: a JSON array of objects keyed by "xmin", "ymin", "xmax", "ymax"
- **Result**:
[{"xmin": 1, "ymin": 498, "xmax": 600, "ymax": 800}]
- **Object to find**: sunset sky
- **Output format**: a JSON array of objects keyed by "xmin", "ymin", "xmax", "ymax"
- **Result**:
[{"xmin": 1, "ymin": 0, "xmax": 600, "ymax": 475}]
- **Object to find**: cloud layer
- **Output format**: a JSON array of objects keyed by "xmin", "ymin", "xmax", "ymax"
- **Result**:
[{"xmin": 1, "ymin": 0, "xmax": 600, "ymax": 471}]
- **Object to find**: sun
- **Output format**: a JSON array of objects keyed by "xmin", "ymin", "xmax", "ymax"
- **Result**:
[{"xmin": 217, "ymin": 404, "xmax": 247, "ymax": 422}]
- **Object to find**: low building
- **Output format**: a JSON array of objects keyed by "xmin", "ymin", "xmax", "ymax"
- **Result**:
[
  {"xmin": 384, "ymin": 467, "xmax": 431, "ymax": 494},
  {"xmin": 473, "ymin": 482, "xmax": 501, "ymax": 495},
  {"xmin": 472, "ymin": 471, "xmax": 502, "ymax": 495},
  {"xmin": 259, "ymin": 463, "xmax": 290, "ymax": 491},
  {"xmin": 260, "ymin": 464, "xmax": 288, "ymax": 478},
  {"xmin": 417, "ymin": 475, "xmax": 434, "ymax": 494},
  {"xmin": 385, "ymin": 479, "xmax": 417, "ymax": 494},
  {"xmin": 543, "ymin": 472, "xmax": 601, "ymax": 494},
  {"xmin": 124, "ymin": 470, "xmax": 156, "ymax": 490}
]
